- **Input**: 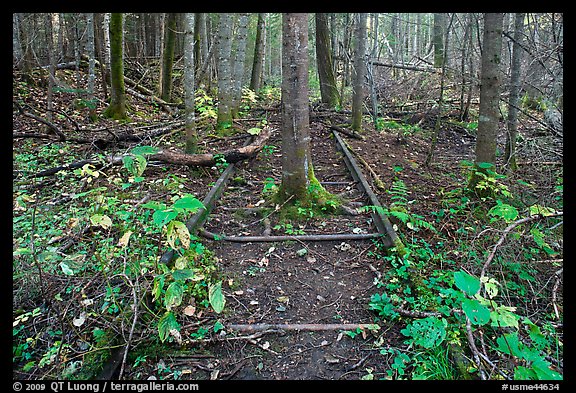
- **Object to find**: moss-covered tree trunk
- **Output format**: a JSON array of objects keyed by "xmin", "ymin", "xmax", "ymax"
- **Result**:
[
  {"xmin": 183, "ymin": 13, "xmax": 197, "ymax": 154},
  {"xmin": 216, "ymin": 13, "xmax": 234, "ymax": 131},
  {"xmin": 469, "ymin": 13, "xmax": 504, "ymax": 191},
  {"xmin": 103, "ymin": 13, "xmax": 127, "ymax": 120},
  {"xmin": 315, "ymin": 13, "xmax": 340, "ymax": 109},
  {"xmin": 249, "ymin": 13, "xmax": 266, "ymax": 93},
  {"xmin": 351, "ymin": 13, "xmax": 367, "ymax": 132},
  {"xmin": 159, "ymin": 13, "xmax": 177, "ymax": 102},
  {"xmin": 505, "ymin": 13, "xmax": 525, "ymax": 171},
  {"xmin": 231, "ymin": 13, "xmax": 250, "ymax": 118}
]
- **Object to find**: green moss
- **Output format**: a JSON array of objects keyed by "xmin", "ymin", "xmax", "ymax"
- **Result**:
[{"xmin": 272, "ymin": 173, "xmax": 343, "ymax": 222}]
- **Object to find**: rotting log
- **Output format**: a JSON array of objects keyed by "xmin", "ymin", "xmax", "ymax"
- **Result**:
[
  {"xmin": 198, "ymin": 228, "xmax": 382, "ymax": 243},
  {"xmin": 32, "ymin": 127, "xmax": 272, "ymax": 178}
]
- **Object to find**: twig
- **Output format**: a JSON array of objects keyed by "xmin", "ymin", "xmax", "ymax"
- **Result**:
[
  {"xmin": 118, "ymin": 274, "xmax": 139, "ymax": 380},
  {"xmin": 226, "ymin": 323, "xmax": 378, "ymax": 332},
  {"xmin": 465, "ymin": 316, "xmax": 487, "ymax": 380},
  {"xmin": 479, "ymin": 212, "xmax": 563, "ymax": 280},
  {"xmin": 552, "ymin": 268, "xmax": 563, "ymax": 320}
]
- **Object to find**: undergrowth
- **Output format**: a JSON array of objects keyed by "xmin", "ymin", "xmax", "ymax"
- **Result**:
[{"xmin": 366, "ymin": 162, "xmax": 563, "ymax": 380}]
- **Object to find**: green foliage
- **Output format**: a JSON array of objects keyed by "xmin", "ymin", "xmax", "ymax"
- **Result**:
[{"xmin": 376, "ymin": 118, "xmax": 421, "ymax": 134}]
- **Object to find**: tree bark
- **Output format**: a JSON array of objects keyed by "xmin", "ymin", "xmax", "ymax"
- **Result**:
[
  {"xmin": 470, "ymin": 13, "xmax": 504, "ymax": 191},
  {"xmin": 505, "ymin": 13, "xmax": 525, "ymax": 171},
  {"xmin": 278, "ymin": 13, "xmax": 314, "ymax": 202},
  {"xmin": 159, "ymin": 13, "xmax": 177, "ymax": 102},
  {"xmin": 433, "ymin": 13, "xmax": 446, "ymax": 67},
  {"xmin": 85, "ymin": 13, "xmax": 97, "ymax": 120},
  {"xmin": 103, "ymin": 13, "xmax": 127, "ymax": 120},
  {"xmin": 183, "ymin": 13, "xmax": 197, "ymax": 153},
  {"xmin": 315, "ymin": 13, "xmax": 340, "ymax": 109},
  {"xmin": 250, "ymin": 13, "xmax": 267, "ymax": 92},
  {"xmin": 216, "ymin": 13, "xmax": 234, "ymax": 131},
  {"xmin": 351, "ymin": 13, "xmax": 368, "ymax": 132},
  {"xmin": 231, "ymin": 13, "xmax": 250, "ymax": 118}
]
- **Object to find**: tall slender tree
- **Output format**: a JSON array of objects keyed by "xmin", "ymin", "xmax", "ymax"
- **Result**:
[
  {"xmin": 183, "ymin": 13, "xmax": 197, "ymax": 153},
  {"xmin": 103, "ymin": 13, "xmax": 127, "ymax": 120},
  {"xmin": 315, "ymin": 13, "xmax": 340, "ymax": 109},
  {"xmin": 231, "ymin": 13, "xmax": 250, "ymax": 118},
  {"xmin": 505, "ymin": 13, "xmax": 526, "ymax": 171},
  {"xmin": 159, "ymin": 13, "xmax": 177, "ymax": 102},
  {"xmin": 250, "ymin": 13, "xmax": 266, "ymax": 92},
  {"xmin": 433, "ymin": 13, "xmax": 446, "ymax": 67},
  {"xmin": 215, "ymin": 13, "xmax": 234, "ymax": 131},
  {"xmin": 469, "ymin": 13, "xmax": 504, "ymax": 191},
  {"xmin": 85, "ymin": 13, "xmax": 97, "ymax": 121},
  {"xmin": 351, "ymin": 13, "xmax": 367, "ymax": 132}
]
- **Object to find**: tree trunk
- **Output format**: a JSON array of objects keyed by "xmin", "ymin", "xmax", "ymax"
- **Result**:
[
  {"xmin": 278, "ymin": 13, "xmax": 317, "ymax": 204},
  {"xmin": 505, "ymin": 13, "xmax": 525, "ymax": 171},
  {"xmin": 470, "ymin": 13, "xmax": 504, "ymax": 191},
  {"xmin": 351, "ymin": 13, "xmax": 367, "ymax": 132},
  {"xmin": 159, "ymin": 13, "xmax": 177, "ymax": 102},
  {"xmin": 45, "ymin": 14, "xmax": 56, "ymax": 126},
  {"xmin": 13, "ymin": 14, "xmax": 23, "ymax": 69},
  {"xmin": 85, "ymin": 13, "xmax": 97, "ymax": 120},
  {"xmin": 216, "ymin": 13, "xmax": 234, "ymax": 131},
  {"xmin": 103, "ymin": 13, "xmax": 127, "ymax": 120},
  {"xmin": 433, "ymin": 13, "xmax": 446, "ymax": 67},
  {"xmin": 315, "ymin": 13, "xmax": 340, "ymax": 109},
  {"xmin": 231, "ymin": 13, "xmax": 250, "ymax": 118},
  {"xmin": 250, "ymin": 13, "xmax": 267, "ymax": 92},
  {"xmin": 183, "ymin": 13, "xmax": 197, "ymax": 153}
]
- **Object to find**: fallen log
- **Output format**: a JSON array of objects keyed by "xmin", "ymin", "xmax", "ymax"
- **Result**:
[
  {"xmin": 33, "ymin": 127, "xmax": 273, "ymax": 177},
  {"xmin": 226, "ymin": 323, "xmax": 379, "ymax": 332},
  {"xmin": 198, "ymin": 228, "xmax": 381, "ymax": 243}
]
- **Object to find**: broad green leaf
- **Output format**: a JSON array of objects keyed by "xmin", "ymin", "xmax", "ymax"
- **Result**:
[
  {"xmin": 152, "ymin": 275, "xmax": 165, "ymax": 302},
  {"xmin": 514, "ymin": 366, "xmax": 536, "ymax": 380},
  {"xmin": 171, "ymin": 269, "xmax": 195, "ymax": 282},
  {"xmin": 157, "ymin": 311, "xmax": 180, "ymax": 342},
  {"xmin": 454, "ymin": 270, "xmax": 480, "ymax": 296},
  {"xmin": 490, "ymin": 306, "xmax": 519, "ymax": 328},
  {"xmin": 462, "ymin": 298, "xmax": 490, "ymax": 326},
  {"xmin": 164, "ymin": 282, "xmax": 184, "ymax": 310},
  {"xmin": 528, "ymin": 204, "xmax": 557, "ymax": 217},
  {"xmin": 213, "ymin": 320, "xmax": 224, "ymax": 332},
  {"xmin": 400, "ymin": 317, "xmax": 447, "ymax": 348},
  {"xmin": 131, "ymin": 145, "xmax": 159, "ymax": 156},
  {"xmin": 173, "ymin": 195, "xmax": 204, "ymax": 212},
  {"xmin": 488, "ymin": 202, "xmax": 518, "ymax": 223},
  {"xmin": 167, "ymin": 221, "xmax": 190, "ymax": 249},
  {"xmin": 152, "ymin": 209, "xmax": 179, "ymax": 227},
  {"xmin": 174, "ymin": 255, "xmax": 188, "ymax": 270},
  {"xmin": 122, "ymin": 154, "xmax": 147, "ymax": 177},
  {"xmin": 90, "ymin": 214, "xmax": 112, "ymax": 229},
  {"xmin": 60, "ymin": 262, "xmax": 74, "ymax": 276},
  {"xmin": 532, "ymin": 359, "xmax": 563, "ymax": 380},
  {"xmin": 530, "ymin": 228, "xmax": 557, "ymax": 256},
  {"xmin": 247, "ymin": 127, "xmax": 261, "ymax": 135},
  {"xmin": 496, "ymin": 332, "xmax": 522, "ymax": 357},
  {"xmin": 481, "ymin": 276, "xmax": 499, "ymax": 298},
  {"xmin": 476, "ymin": 162, "xmax": 494, "ymax": 169},
  {"xmin": 209, "ymin": 281, "xmax": 226, "ymax": 314}
]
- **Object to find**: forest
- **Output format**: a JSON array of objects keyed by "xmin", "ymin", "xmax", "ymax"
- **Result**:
[{"xmin": 12, "ymin": 13, "xmax": 563, "ymax": 382}]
